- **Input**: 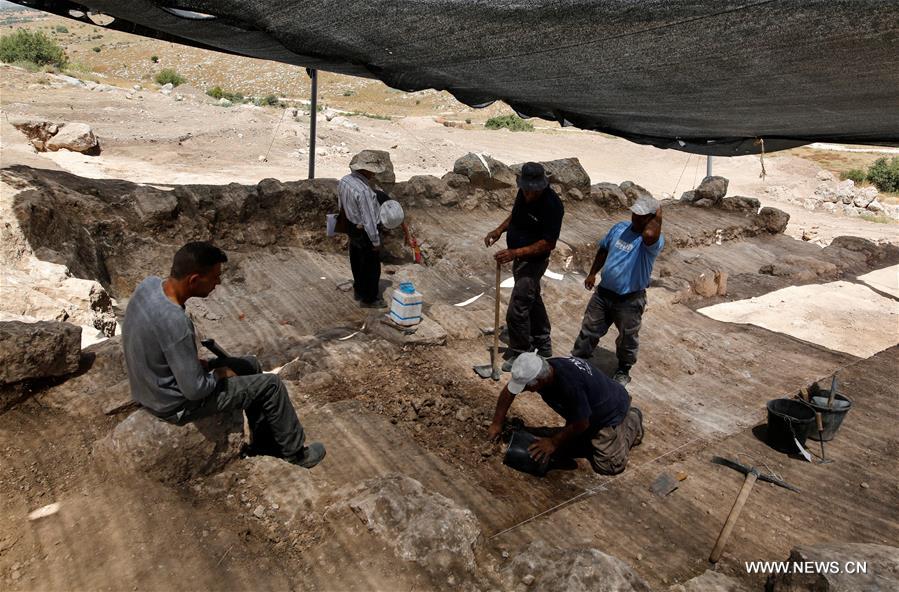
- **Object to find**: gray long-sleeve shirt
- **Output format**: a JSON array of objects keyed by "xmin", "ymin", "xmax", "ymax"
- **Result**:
[
  {"xmin": 338, "ymin": 171, "xmax": 381, "ymax": 246},
  {"xmin": 122, "ymin": 276, "xmax": 217, "ymax": 417}
]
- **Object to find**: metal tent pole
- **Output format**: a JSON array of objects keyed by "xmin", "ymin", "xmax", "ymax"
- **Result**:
[
  {"xmin": 308, "ymin": 68, "xmax": 318, "ymax": 179},
  {"xmin": 706, "ymin": 155, "xmax": 713, "ymax": 178}
]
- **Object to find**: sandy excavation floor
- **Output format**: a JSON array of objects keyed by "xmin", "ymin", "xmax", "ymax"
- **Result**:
[{"xmin": 2, "ymin": 9, "xmax": 899, "ymax": 592}]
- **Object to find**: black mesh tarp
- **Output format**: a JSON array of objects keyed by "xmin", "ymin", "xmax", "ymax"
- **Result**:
[{"xmin": 15, "ymin": 0, "xmax": 899, "ymax": 155}]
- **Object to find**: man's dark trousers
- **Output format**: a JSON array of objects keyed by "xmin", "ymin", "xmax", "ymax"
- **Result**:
[
  {"xmin": 571, "ymin": 287, "xmax": 646, "ymax": 368},
  {"xmin": 173, "ymin": 356, "xmax": 305, "ymax": 458},
  {"xmin": 507, "ymin": 257, "xmax": 552, "ymax": 357},
  {"xmin": 348, "ymin": 227, "xmax": 381, "ymax": 303}
]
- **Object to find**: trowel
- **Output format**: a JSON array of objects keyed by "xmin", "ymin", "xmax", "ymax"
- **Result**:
[{"xmin": 473, "ymin": 261, "xmax": 502, "ymax": 381}]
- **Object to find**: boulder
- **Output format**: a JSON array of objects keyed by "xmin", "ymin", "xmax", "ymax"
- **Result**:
[
  {"xmin": 758, "ymin": 207, "xmax": 790, "ymax": 234},
  {"xmin": 694, "ymin": 176, "xmax": 729, "ymax": 203},
  {"xmin": 693, "ymin": 198, "xmax": 714, "ymax": 208},
  {"xmin": 680, "ymin": 190, "xmax": 697, "ymax": 203},
  {"xmin": 346, "ymin": 474, "xmax": 481, "ymax": 577},
  {"xmin": 130, "ymin": 186, "xmax": 179, "ymax": 224},
  {"xmin": 504, "ymin": 540, "xmax": 651, "ymax": 592},
  {"xmin": 351, "ymin": 149, "xmax": 396, "ymax": 186},
  {"xmin": 852, "ymin": 186, "xmax": 878, "ymax": 208},
  {"xmin": 45, "ymin": 123, "xmax": 100, "ymax": 154},
  {"xmin": 816, "ymin": 170, "xmax": 835, "ymax": 182},
  {"xmin": 690, "ymin": 270, "xmax": 728, "ymax": 298},
  {"xmin": 670, "ymin": 570, "xmax": 751, "ymax": 592},
  {"xmin": 766, "ymin": 543, "xmax": 899, "ymax": 592},
  {"xmin": 592, "ymin": 182, "xmax": 629, "ymax": 210},
  {"xmin": 452, "ymin": 153, "xmax": 516, "ymax": 190},
  {"xmin": 619, "ymin": 181, "xmax": 653, "ymax": 206},
  {"xmin": 0, "ymin": 320, "xmax": 81, "ymax": 385},
  {"xmin": 720, "ymin": 196, "xmax": 761, "ymax": 212},
  {"xmin": 217, "ymin": 98, "xmax": 233, "ymax": 107},
  {"xmin": 11, "ymin": 119, "xmax": 59, "ymax": 151},
  {"xmin": 390, "ymin": 175, "xmax": 454, "ymax": 207},
  {"xmin": 94, "ymin": 408, "xmax": 244, "ymax": 484},
  {"xmin": 511, "ymin": 157, "xmax": 591, "ymax": 201}
]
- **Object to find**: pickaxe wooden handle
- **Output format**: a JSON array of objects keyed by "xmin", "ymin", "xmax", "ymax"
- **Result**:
[
  {"xmin": 492, "ymin": 261, "xmax": 501, "ymax": 376},
  {"xmin": 709, "ymin": 470, "xmax": 758, "ymax": 563}
]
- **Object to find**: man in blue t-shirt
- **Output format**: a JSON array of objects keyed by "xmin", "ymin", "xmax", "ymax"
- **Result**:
[
  {"xmin": 571, "ymin": 195, "xmax": 664, "ymax": 386},
  {"xmin": 484, "ymin": 162, "xmax": 564, "ymax": 371},
  {"xmin": 487, "ymin": 352, "xmax": 644, "ymax": 475}
]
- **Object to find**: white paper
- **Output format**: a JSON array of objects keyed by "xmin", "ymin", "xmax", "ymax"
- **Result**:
[
  {"xmin": 500, "ymin": 277, "xmax": 515, "ymax": 289},
  {"xmin": 454, "ymin": 292, "xmax": 484, "ymax": 307},
  {"xmin": 544, "ymin": 270, "xmax": 564, "ymax": 281},
  {"xmin": 28, "ymin": 503, "xmax": 60, "ymax": 521}
]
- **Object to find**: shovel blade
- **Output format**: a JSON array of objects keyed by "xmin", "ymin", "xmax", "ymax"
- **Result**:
[{"xmin": 473, "ymin": 364, "xmax": 494, "ymax": 379}]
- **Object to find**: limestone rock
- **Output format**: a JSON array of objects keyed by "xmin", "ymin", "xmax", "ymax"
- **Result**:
[
  {"xmin": 720, "ymin": 196, "xmax": 761, "ymax": 212},
  {"xmin": 758, "ymin": 207, "xmax": 790, "ymax": 234},
  {"xmin": 670, "ymin": 570, "xmax": 751, "ymax": 592},
  {"xmin": 427, "ymin": 303, "xmax": 483, "ymax": 340},
  {"xmin": 505, "ymin": 540, "xmax": 651, "ymax": 592},
  {"xmin": 0, "ymin": 320, "xmax": 81, "ymax": 385},
  {"xmin": 680, "ymin": 190, "xmax": 697, "ymax": 203},
  {"xmin": 350, "ymin": 149, "xmax": 396, "ymax": 186},
  {"xmin": 390, "ymin": 175, "xmax": 454, "ymax": 207},
  {"xmin": 592, "ymin": 182, "xmax": 629, "ymax": 210},
  {"xmin": 46, "ymin": 123, "xmax": 100, "ymax": 154},
  {"xmin": 347, "ymin": 474, "xmax": 481, "ymax": 577},
  {"xmin": 694, "ymin": 176, "xmax": 729, "ymax": 203},
  {"xmin": 816, "ymin": 170, "xmax": 835, "ymax": 182},
  {"xmin": 368, "ymin": 313, "xmax": 447, "ymax": 346},
  {"xmin": 94, "ymin": 409, "xmax": 244, "ymax": 484},
  {"xmin": 10, "ymin": 119, "xmax": 59, "ymax": 151},
  {"xmin": 511, "ymin": 157, "xmax": 591, "ymax": 201},
  {"xmin": 767, "ymin": 543, "xmax": 899, "ymax": 592},
  {"xmin": 453, "ymin": 153, "xmax": 516, "ymax": 190},
  {"xmin": 693, "ymin": 198, "xmax": 714, "ymax": 208},
  {"xmin": 619, "ymin": 181, "xmax": 652, "ymax": 206}
]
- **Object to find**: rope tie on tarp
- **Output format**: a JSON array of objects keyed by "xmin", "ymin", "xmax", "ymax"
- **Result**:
[{"xmin": 755, "ymin": 138, "xmax": 767, "ymax": 180}]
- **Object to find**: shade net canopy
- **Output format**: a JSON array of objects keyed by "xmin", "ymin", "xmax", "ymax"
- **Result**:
[{"xmin": 14, "ymin": 0, "xmax": 899, "ymax": 155}]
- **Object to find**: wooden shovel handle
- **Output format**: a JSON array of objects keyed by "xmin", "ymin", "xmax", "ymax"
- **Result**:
[
  {"xmin": 709, "ymin": 471, "xmax": 758, "ymax": 563},
  {"xmin": 816, "ymin": 411, "xmax": 824, "ymax": 433},
  {"xmin": 492, "ymin": 261, "xmax": 501, "ymax": 373}
]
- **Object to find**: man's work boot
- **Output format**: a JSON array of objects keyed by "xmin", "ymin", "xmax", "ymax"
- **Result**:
[
  {"xmin": 613, "ymin": 367, "xmax": 631, "ymax": 387},
  {"xmin": 287, "ymin": 442, "xmax": 326, "ymax": 469},
  {"xmin": 501, "ymin": 354, "xmax": 519, "ymax": 373}
]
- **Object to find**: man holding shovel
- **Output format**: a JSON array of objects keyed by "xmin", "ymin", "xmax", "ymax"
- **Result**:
[{"xmin": 484, "ymin": 162, "xmax": 564, "ymax": 372}]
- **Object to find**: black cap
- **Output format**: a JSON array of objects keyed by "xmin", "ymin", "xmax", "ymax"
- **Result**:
[{"xmin": 517, "ymin": 162, "xmax": 549, "ymax": 192}]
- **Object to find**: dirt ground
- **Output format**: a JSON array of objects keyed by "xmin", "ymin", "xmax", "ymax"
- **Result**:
[{"xmin": 2, "ymin": 10, "xmax": 899, "ymax": 592}]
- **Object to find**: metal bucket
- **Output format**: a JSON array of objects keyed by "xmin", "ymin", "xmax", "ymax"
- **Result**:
[
  {"xmin": 503, "ymin": 430, "xmax": 549, "ymax": 477},
  {"xmin": 808, "ymin": 392, "xmax": 852, "ymax": 442},
  {"xmin": 766, "ymin": 399, "xmax": 816, "ymax": 453}
]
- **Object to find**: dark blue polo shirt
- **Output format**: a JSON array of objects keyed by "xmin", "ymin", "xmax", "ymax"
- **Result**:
[
  {"xmin": 506, "ymin": 187, "xmax": 564, "ymax": 252},
  {"xmin": 537, "ymin": 357, "xmax": 630, "ymax": 430}
]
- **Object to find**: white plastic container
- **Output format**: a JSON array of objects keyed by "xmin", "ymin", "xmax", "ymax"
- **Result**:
[{"xmin": 388, "ymin": 282, "xmax": 423, "ymax": 326}]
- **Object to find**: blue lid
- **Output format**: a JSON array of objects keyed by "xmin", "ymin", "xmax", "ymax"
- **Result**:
[{"xmin": 399, "ymin": 281, "xmax": 416, "ymax": 294}]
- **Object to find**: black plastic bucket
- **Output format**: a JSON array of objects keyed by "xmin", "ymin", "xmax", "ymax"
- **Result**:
[
  {"xmin": 503, "ymin": 430, "xmax": 550, "ymax": 477},
  {"xmin": 808, "ymin": 392, "xmax": 852, "ymax": 442},
  {"xmin": 766, "ymin": 399, "xmax": 816, "ymax": 453}
]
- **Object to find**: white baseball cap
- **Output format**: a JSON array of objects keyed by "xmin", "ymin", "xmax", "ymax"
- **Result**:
[
  {"xmin": 630, "ymin": 195, "xmax": 660, "ymax": 216},
  {"xmin": 379, "ymin": 199, "xmax": 404, "ymax": 229},
  {"xmin": 508, "ymin": 352, "xmax": 546, "ymax": 394}
]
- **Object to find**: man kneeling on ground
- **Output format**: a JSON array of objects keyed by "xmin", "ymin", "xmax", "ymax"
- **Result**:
[
  {"xmin": 487, "ymin": 352, "xmax": 643, "ymax": 474},
  {"xmin": 122, "ymin": 241, "xmax": 325, "ymax": 468}
]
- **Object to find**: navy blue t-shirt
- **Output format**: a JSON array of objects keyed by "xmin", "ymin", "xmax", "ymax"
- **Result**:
[
  {"xmin": 506, "ymin": 187, "xmax": 564, "ymax": 252},
  {"xmin": 536, "ymin": 357, "xmax": 630, "ymax": 430}
]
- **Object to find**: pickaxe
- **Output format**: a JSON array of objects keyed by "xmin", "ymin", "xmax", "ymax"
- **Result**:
[{"xmin": 708, "ymin": 456, "xmax": 800, "ymax": 563}]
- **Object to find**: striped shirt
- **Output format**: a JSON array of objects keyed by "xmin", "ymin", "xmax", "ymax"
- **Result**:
[{"xmin": 338, "ymin": 171, "xmax": 381, "ymax": 246}]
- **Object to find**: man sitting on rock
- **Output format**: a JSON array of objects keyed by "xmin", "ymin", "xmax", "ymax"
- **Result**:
[
  {"xmin": 122, "ymin": 241, "xmax": 325, "ymax": 468},
  {"xmin": 488, "ymin": 352, "xmax": 643, "ymax": 475},
  {"xmin": 571, "ymin": 195, "xmax": 664, "ymax": 386}
]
